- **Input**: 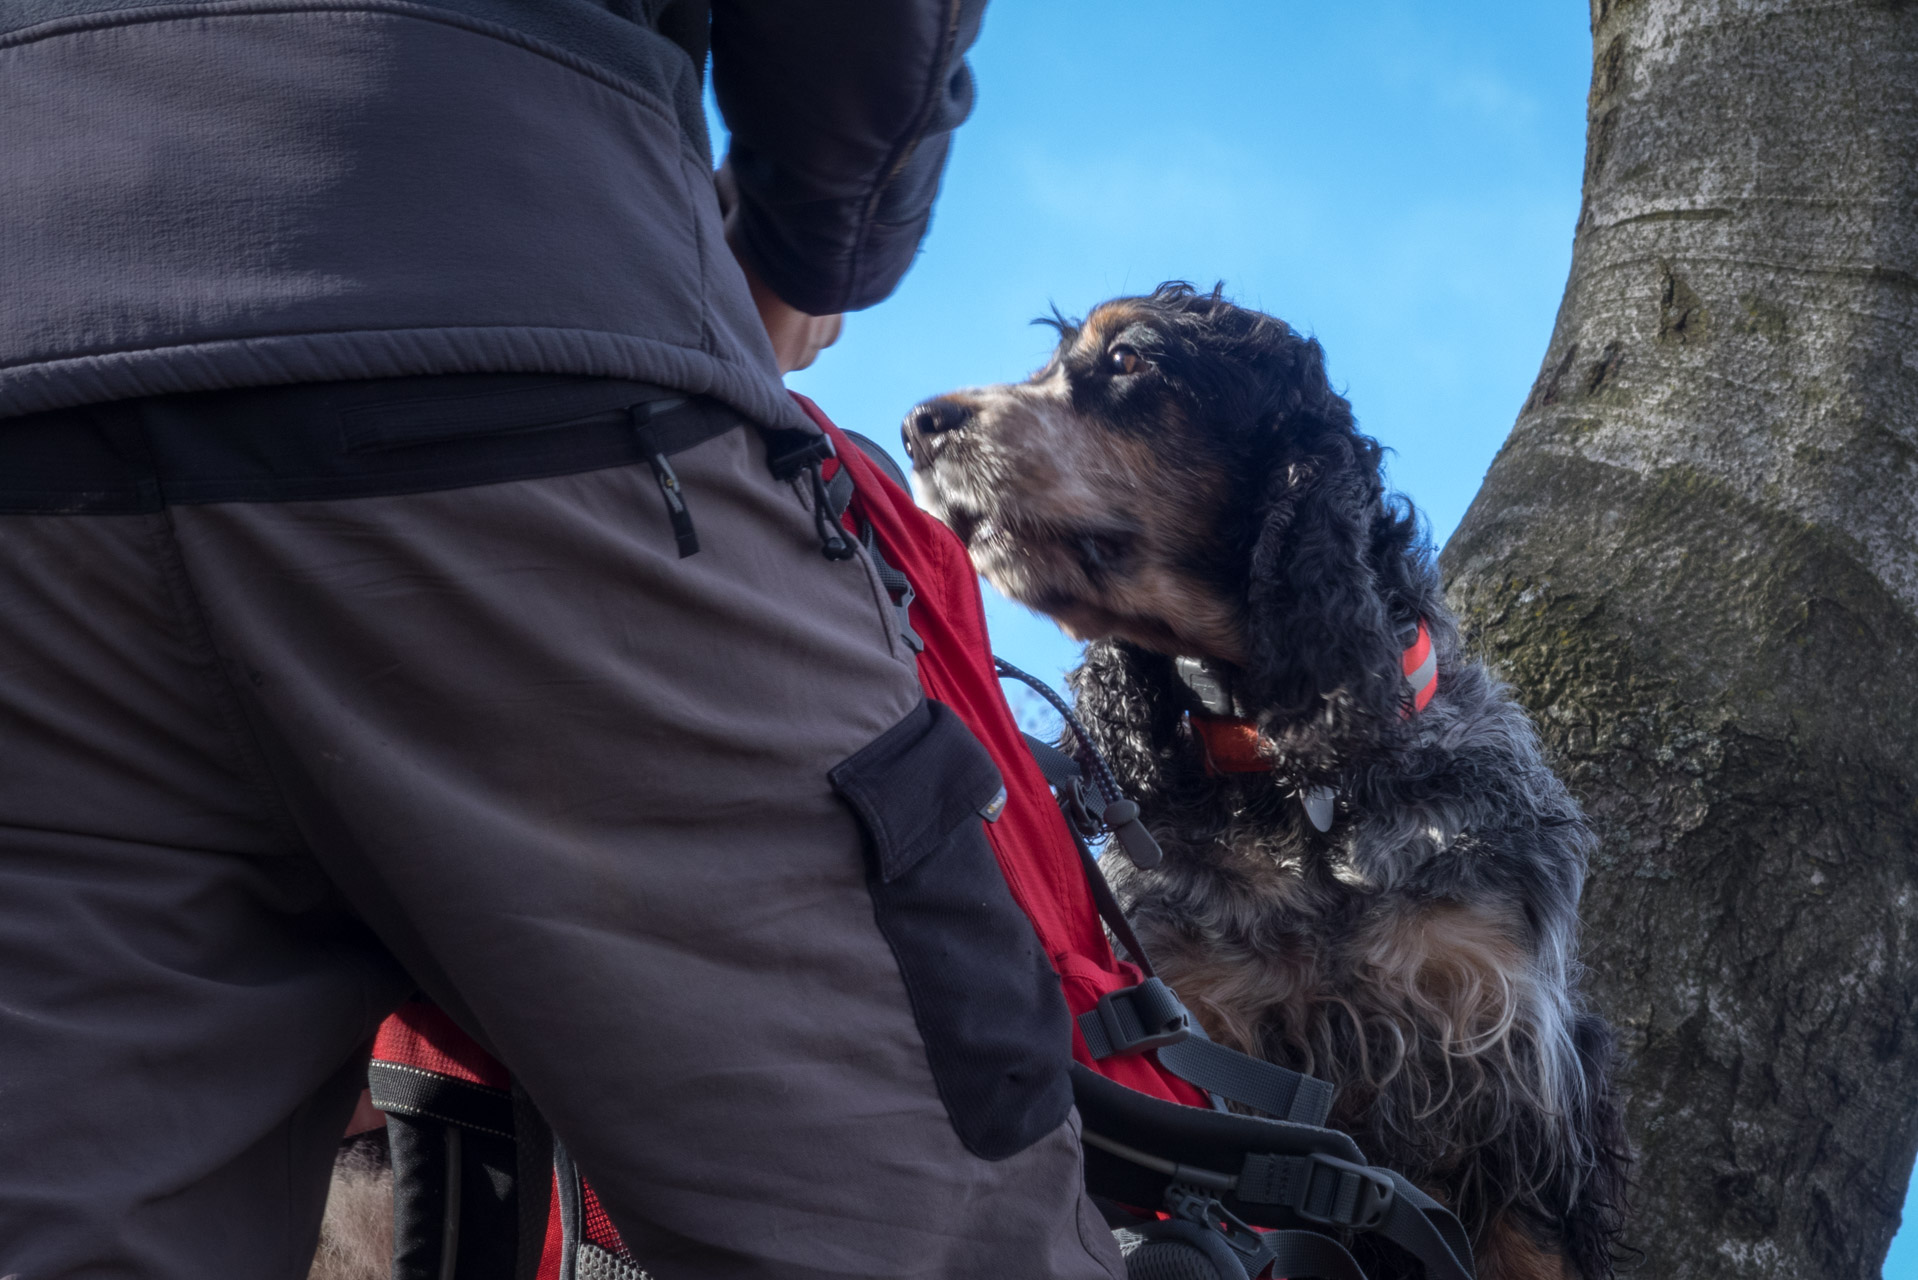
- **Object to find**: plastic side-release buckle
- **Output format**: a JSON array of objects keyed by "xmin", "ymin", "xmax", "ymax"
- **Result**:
[
  {"xmin": 761, "ymin": 426, "xmax": 835, "ymax": 480},
  {"xmin": 1160, "ymin": 1183, "xmax": 1277, "ymax": 1277},
  {"xmin": 1077, "ymin": 977, "xmax": 1192, "ymax": 1059},
  {"xmin": 759, "ymin": 426, "xmax": 856, "ymax": 559},
  {"xmin": 1238, "ymin": 1151, "xmax": 1396, "ymax": 1231}
]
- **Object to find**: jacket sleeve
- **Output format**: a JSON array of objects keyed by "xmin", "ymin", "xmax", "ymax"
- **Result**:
[{"xmin": 710, "ymin": 0, "xmax": 987, "ymax": 316}]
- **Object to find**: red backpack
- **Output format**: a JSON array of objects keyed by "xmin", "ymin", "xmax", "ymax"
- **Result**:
[{"xmin": 365, "ymin": 396, "xmax": 1474, "ymax": 1280}]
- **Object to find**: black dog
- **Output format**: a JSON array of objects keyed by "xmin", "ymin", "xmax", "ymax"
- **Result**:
[{"xmin": 904, "ymin": 283, "xmax": 1627, "ymax": 1280}]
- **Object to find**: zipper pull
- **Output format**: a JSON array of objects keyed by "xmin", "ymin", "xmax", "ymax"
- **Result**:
[
  {"xmin": 647, "ymin": 450, "xmax": 699, "ymax": 558},
  {"xmin": 805, "ymin": 458, "xmax": 858, "ymax": 561},
  {"xmin": 630, "ymin": 405, "xmax": 698, "ymax": 558}
]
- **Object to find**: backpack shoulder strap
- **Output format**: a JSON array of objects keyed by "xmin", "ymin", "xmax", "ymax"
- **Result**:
[
  {"xmin": 1013, "ymin": 728, "xmax": 1338, "ymax": 1128},
  {"xmin": 370, "ymin": 1000, "xmax": 549, "ymax": 1280}
]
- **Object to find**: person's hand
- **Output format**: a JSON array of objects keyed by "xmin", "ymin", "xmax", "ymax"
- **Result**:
[
  {"xmin": 715, "ymin": 162, "xmax": 843, "ymax": 373},
  {"xmin": 730, "ymin": 234, "xmax": 843, "ymax": 374}
]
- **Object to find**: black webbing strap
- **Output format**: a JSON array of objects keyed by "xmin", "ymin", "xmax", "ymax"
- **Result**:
[
  {"xmin": 859, "ymin": 532, "xmax": 912, "ymax": 604},
  {"xmin": 552, "ymin": 1138, "xmax": 583, "ymax": 1280},
  {"xmin": 1236, "ymin": 1152, "xmax": 1395, "ymax": 1230},
  {"xmin": 1019, "ymin": 731, "xmax": 1337, "ymax": 1126},
  {"xmin": 369, "ymin": 1060, "xmax": 516, "ymax": 1140},
  {"xmin": 1221, "ymin": 1166, "xmax": 1476, "ymax": 1280},
  {"xmin": 824, "ymin": 465, "xmax": 856, "ymax": 518},
  {"xmin": 1237, "ymin": 1158, "xmax": 1476, "ymax": 1280},
  {"xmin": 860, "ymin": 526, "xmax": 924, "ymax": 653},
  {"xmin": 1021, "ymin": 734, "xmax": 1152, "ymax": 965},
  {"xmin": 1074, "ymin": 1073, "xmax": 1478, "ymax": 1279},
  {"xmin": 511, "ymin": 1083, "xmax": 554, "ymax": 1280},
  {"xmin": 1378, "ymin": 1172, "xmax": 1477, "ymax": 1280},
  {"xmin": 851, "ymin": 515, "xmax": 921, "ymax": 651},
  {"xmin": 821, "ymin": 434, "xmax": 924, "ymax": 652},
  {"xmin": 1158, "ymin": 1034, "xmax": 1335, "ymax": 1128},
  {"xmin": 1078, "ymin": 977, "xmax": 1189, "ymax": 1057},
  {"xmin": 1067, "ymin": 820, "xmax": 1158, "ymax": 978},
  {"xmin": 1021, "ymin": 733, "xmax": 1082, "ymax": 792},
  {"xmin": 1073, "ymin": 975, "xmax": 1333, "ymax": 1126},
  {"xmin": 1256, "ymin": 1231, "xmax": 1371, "ymax": 1280},
  {"xmin": 1097, "ymin": 1132, "xmax": 1476, "ymax": 1280}
]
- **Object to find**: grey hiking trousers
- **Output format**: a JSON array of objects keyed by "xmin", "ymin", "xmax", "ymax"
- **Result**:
[{"xmin": 0, "ymin": 375, "xmax": 1123, "ymax": 1280}]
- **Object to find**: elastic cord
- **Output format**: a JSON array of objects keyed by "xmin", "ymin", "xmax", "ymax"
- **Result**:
[{"xmin": 993, "ymin": 657, "xmax": 1126, "ymax": 809}]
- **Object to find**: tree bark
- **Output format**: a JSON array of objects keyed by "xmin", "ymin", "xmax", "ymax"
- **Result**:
[{"xmin": 1439, "ymin": 1, "xmax": 1918, "ymax": 1275}]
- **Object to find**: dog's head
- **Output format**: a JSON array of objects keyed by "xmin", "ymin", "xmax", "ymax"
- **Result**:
[{"xmin": 906, "ymin": 282, "xmax": 1432, "ymax": 754}]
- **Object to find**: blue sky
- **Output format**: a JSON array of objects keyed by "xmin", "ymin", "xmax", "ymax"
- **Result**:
[{"xmin": 724, "ymin": 5, "xmax": 1918, "ymax": 1269}]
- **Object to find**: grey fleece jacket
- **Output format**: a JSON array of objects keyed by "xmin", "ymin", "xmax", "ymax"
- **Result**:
[{"xmin": 0, "ymin": 0, "xmax": 985, "ymax": 427}]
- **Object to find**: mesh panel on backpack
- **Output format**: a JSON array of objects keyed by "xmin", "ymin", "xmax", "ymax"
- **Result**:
[
  {"xmin": 575, "ymin": 1241, "xmax": 651, "ymax": 1280},
  {"xmin": 1125, "ymin": 1240, "xmax": 1242, "ymax": 1280},
  {"xmin": 577, "ymin": 1179, "xmax": 632, "ymax": 1261}
]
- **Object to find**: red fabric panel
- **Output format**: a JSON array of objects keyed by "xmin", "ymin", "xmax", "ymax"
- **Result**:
[
  {"xmin": 371, "ymin": 998, "xmax": 511, "ymax": 1090},
  {"xmin": 798, "ymin": 394, "xmax": 1206, "ymax": 1108},
  {"xmin": 536, "ymin": 1179, "xmax": 563, "ymax": 1280}
]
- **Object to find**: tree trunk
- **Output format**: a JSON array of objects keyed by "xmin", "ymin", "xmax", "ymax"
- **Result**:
[{"xmin": 1439, "ymin": 1, "xmax": 1918, "ymax": 1275}]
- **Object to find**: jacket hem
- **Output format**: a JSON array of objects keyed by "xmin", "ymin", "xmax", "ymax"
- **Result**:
[{"xmin": 0, "ymin": 327, "xmax": 810, "ymax": 432}]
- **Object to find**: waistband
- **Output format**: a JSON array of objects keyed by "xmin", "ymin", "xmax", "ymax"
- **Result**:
[{"xmin": 0, "ymin": 375, "xmax": 748, "ymax": 514}]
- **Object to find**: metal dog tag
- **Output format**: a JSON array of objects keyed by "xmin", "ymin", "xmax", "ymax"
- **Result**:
[{"xmin": 1300, "ymin": 786, "xmax": 1337, "ymax": 833}]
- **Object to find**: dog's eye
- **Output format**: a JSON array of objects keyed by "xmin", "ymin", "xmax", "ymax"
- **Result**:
[{"xmin": 1108, "ymin": 345, "xmax": 1143, "ymax": 376}]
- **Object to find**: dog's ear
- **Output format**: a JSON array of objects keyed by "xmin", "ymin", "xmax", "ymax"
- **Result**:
[
  {"xmin": 1068, "ymin": 639, "xmax": 1185, "ymax": 803},
  {"xmin": 1239, "ymin": 430, "xmax": 1409, "ymax": 760}
]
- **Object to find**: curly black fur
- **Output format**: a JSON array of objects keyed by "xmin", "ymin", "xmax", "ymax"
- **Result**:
[{"xmin": 913, "ymin": 282, "xmax": 1631, "ymax": 1279}]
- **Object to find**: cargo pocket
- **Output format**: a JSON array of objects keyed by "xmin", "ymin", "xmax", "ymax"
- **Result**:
[{"xmin": 830, "ymin": 699, "xmax": 1074, "ymax": 1160}]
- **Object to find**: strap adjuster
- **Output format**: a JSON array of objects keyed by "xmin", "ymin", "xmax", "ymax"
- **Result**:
[
  {"xmin": 1077, "ymin": 978, "xmax": 1191, "ymax": 1058},
  {"xmin": 1160, "ymin": 1183, "xmax": 1278, "ymax": 1274},
  {"xmin": 1239, "ymin": 1151, "xmax": 1396, "ymax": 1231},
  {"xmin": 761, "ymin": 427, "xmax": 835, "ymax": 481}
]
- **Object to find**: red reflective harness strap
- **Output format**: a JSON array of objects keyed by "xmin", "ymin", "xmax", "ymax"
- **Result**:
[
  {"xmin": 1402, "ymin": 618, "xmax": 1437, "ymax": 713},
  {"xmin": 1190, "ymin": 620, "xmax": 1441, "ymax": 776},
  {"xmin": 1189, "ymin": 715, "xmax": 1267, "ymax": 775}
]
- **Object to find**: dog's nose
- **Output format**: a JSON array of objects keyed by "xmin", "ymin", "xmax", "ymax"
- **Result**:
[{"xmin": 901, "ymin": 397, "xmax": 974, "ymax": 463}]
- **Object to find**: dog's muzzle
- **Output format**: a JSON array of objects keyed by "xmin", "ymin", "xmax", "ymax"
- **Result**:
[{"xmin": 901, "ymin": 396, "xmax": 974, "ymax": 465}]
